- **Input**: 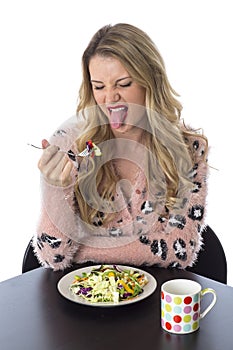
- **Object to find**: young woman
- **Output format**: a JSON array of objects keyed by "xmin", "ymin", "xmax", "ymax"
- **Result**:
[{"xmin": 33, "ymin": 23, "xmax": 208, "ymax": 271}]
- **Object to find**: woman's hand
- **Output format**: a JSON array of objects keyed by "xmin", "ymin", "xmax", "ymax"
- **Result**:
[{"xmin": 38, "ymin": 139, "xmax": 74, "ymax": 187}]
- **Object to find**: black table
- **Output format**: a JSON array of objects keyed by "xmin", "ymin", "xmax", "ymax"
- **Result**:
[{"xmin": 0, "ymin": 266, "xmax": 233, "ymax": 350}]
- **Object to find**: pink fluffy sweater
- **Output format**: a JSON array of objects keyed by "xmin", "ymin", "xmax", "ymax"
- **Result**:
[{"xmin": 33, "ymin": 117, "xmax": 208, "ymax": 271}]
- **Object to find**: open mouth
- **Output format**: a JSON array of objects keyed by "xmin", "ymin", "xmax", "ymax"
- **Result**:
[{"xmin": 107, "ymin": 105, "xmax": 128, "ymax": 129}]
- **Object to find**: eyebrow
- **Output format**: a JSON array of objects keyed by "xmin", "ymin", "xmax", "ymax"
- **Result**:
[{"xmin": 90, "ymin": 76, "xmax": 131, "ymax": 84}]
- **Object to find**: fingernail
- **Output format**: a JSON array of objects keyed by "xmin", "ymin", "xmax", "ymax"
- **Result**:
[{"xmin": 42, "ymin": 139, "xmax": 50, "ymax": 149}]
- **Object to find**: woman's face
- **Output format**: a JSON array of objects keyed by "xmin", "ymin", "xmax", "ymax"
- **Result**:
[{"xmin": 89, "ymin": 55, "xmax": 146, "ymax": 136}]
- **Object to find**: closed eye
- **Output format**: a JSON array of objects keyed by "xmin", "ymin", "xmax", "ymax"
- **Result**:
[
  {"xmin": 118, "ymin": 81, "xmax": 132, "ymax": 88},
  {"xmin": 93, "ymin": 85, "xmax": 104, "ymax": 90}
]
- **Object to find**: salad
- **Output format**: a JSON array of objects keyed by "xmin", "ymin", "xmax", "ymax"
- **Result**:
[{"xmin": 69, "ymin": 265, "xmax": 149, "ymax": 303}]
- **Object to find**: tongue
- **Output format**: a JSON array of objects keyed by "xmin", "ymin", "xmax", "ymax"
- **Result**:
[{"xmin": 110, "ymin": 109, "xmax": 127, "ymax": 129}]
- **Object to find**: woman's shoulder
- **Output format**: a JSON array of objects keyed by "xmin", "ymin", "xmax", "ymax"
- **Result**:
[{"xmin": 181, "ymin": 123, "xmax": 208, "ymax": 160}]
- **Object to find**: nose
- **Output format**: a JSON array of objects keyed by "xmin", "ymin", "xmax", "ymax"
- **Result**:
[{"xmin": 105, "ymin": 87, "xmax": 120, "ymax": 103}]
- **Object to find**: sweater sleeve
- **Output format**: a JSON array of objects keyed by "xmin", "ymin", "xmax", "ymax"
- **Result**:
[
  {"xmin": 141, "ymin": 132, "xmax": 209, "ymax": 269},
  {"xmin": 32, "ymin": 200, "xmax": 79, "ymax": 271},
  {"xmin": 32, "ymin": 120, "xmax": 82, "ymax": 270},
  {"xmin": 186, "ymin": 133, "xmax": 208, "ymax": 225},
  {"xmin": 165, "ymin": 133, "xmax": 209, "ymax": 267}
]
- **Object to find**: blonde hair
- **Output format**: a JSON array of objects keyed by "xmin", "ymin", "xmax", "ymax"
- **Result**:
[{"xmin": 74, "ymin": 23, "xmax": 208, "ymax": 226}]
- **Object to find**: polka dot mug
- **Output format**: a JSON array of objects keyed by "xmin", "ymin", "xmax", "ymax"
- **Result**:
[{"xmin": 161, "ymin": 279, "xmax": 217, "ymax": 334}]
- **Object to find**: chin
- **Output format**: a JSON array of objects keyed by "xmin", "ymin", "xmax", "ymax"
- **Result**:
[{"xmin": 112, "ymin": 124, "xmax": 132, "ymax": 133}]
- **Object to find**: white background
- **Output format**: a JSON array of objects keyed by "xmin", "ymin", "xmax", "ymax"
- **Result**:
[{"xmin": 0, "ymin": 0, "xmax": 232, "ymax": 285}]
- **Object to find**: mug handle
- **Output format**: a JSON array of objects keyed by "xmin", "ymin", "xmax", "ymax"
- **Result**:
[{"xmin": 200, "ymin": 288, "xmax": 217, "ymax": 319}]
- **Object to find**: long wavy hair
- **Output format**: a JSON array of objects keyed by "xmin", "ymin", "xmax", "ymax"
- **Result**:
[{"xmin": 74, "ymin": 23, "xmax": 208, "ymax": 226}]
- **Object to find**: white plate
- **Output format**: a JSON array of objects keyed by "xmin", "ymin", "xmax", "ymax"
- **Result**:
[{"xmin": 57, "ymin": 265, "xmax": 157, "ymax": 307}]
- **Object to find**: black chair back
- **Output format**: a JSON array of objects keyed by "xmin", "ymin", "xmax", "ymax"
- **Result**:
[
  {"xmin": 22, "ymin": 239, "xmax": 41, "ymax": 273},
  {"xmin": 187, "ymin": 225, "xmax": 227, "ymax": 284}
]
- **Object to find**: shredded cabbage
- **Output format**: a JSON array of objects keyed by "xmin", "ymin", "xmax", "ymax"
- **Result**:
[{"xmin": 69, "ymin": 265, "xmax": 148, "ymax": 303}]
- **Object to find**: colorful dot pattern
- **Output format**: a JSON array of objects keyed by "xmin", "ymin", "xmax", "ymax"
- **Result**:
[{"xmin": 161, "ymin": 291, "xmax": 200, "ymax": 334}]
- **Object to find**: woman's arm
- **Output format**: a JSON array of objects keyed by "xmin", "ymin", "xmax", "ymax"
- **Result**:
[
  {"xmin": 32, "ymin": 203, "xmax": 79, "ymax": 270},
  {"xmin": 32, "ymin": 124, "xmax": 81, "ymax": 270}
]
